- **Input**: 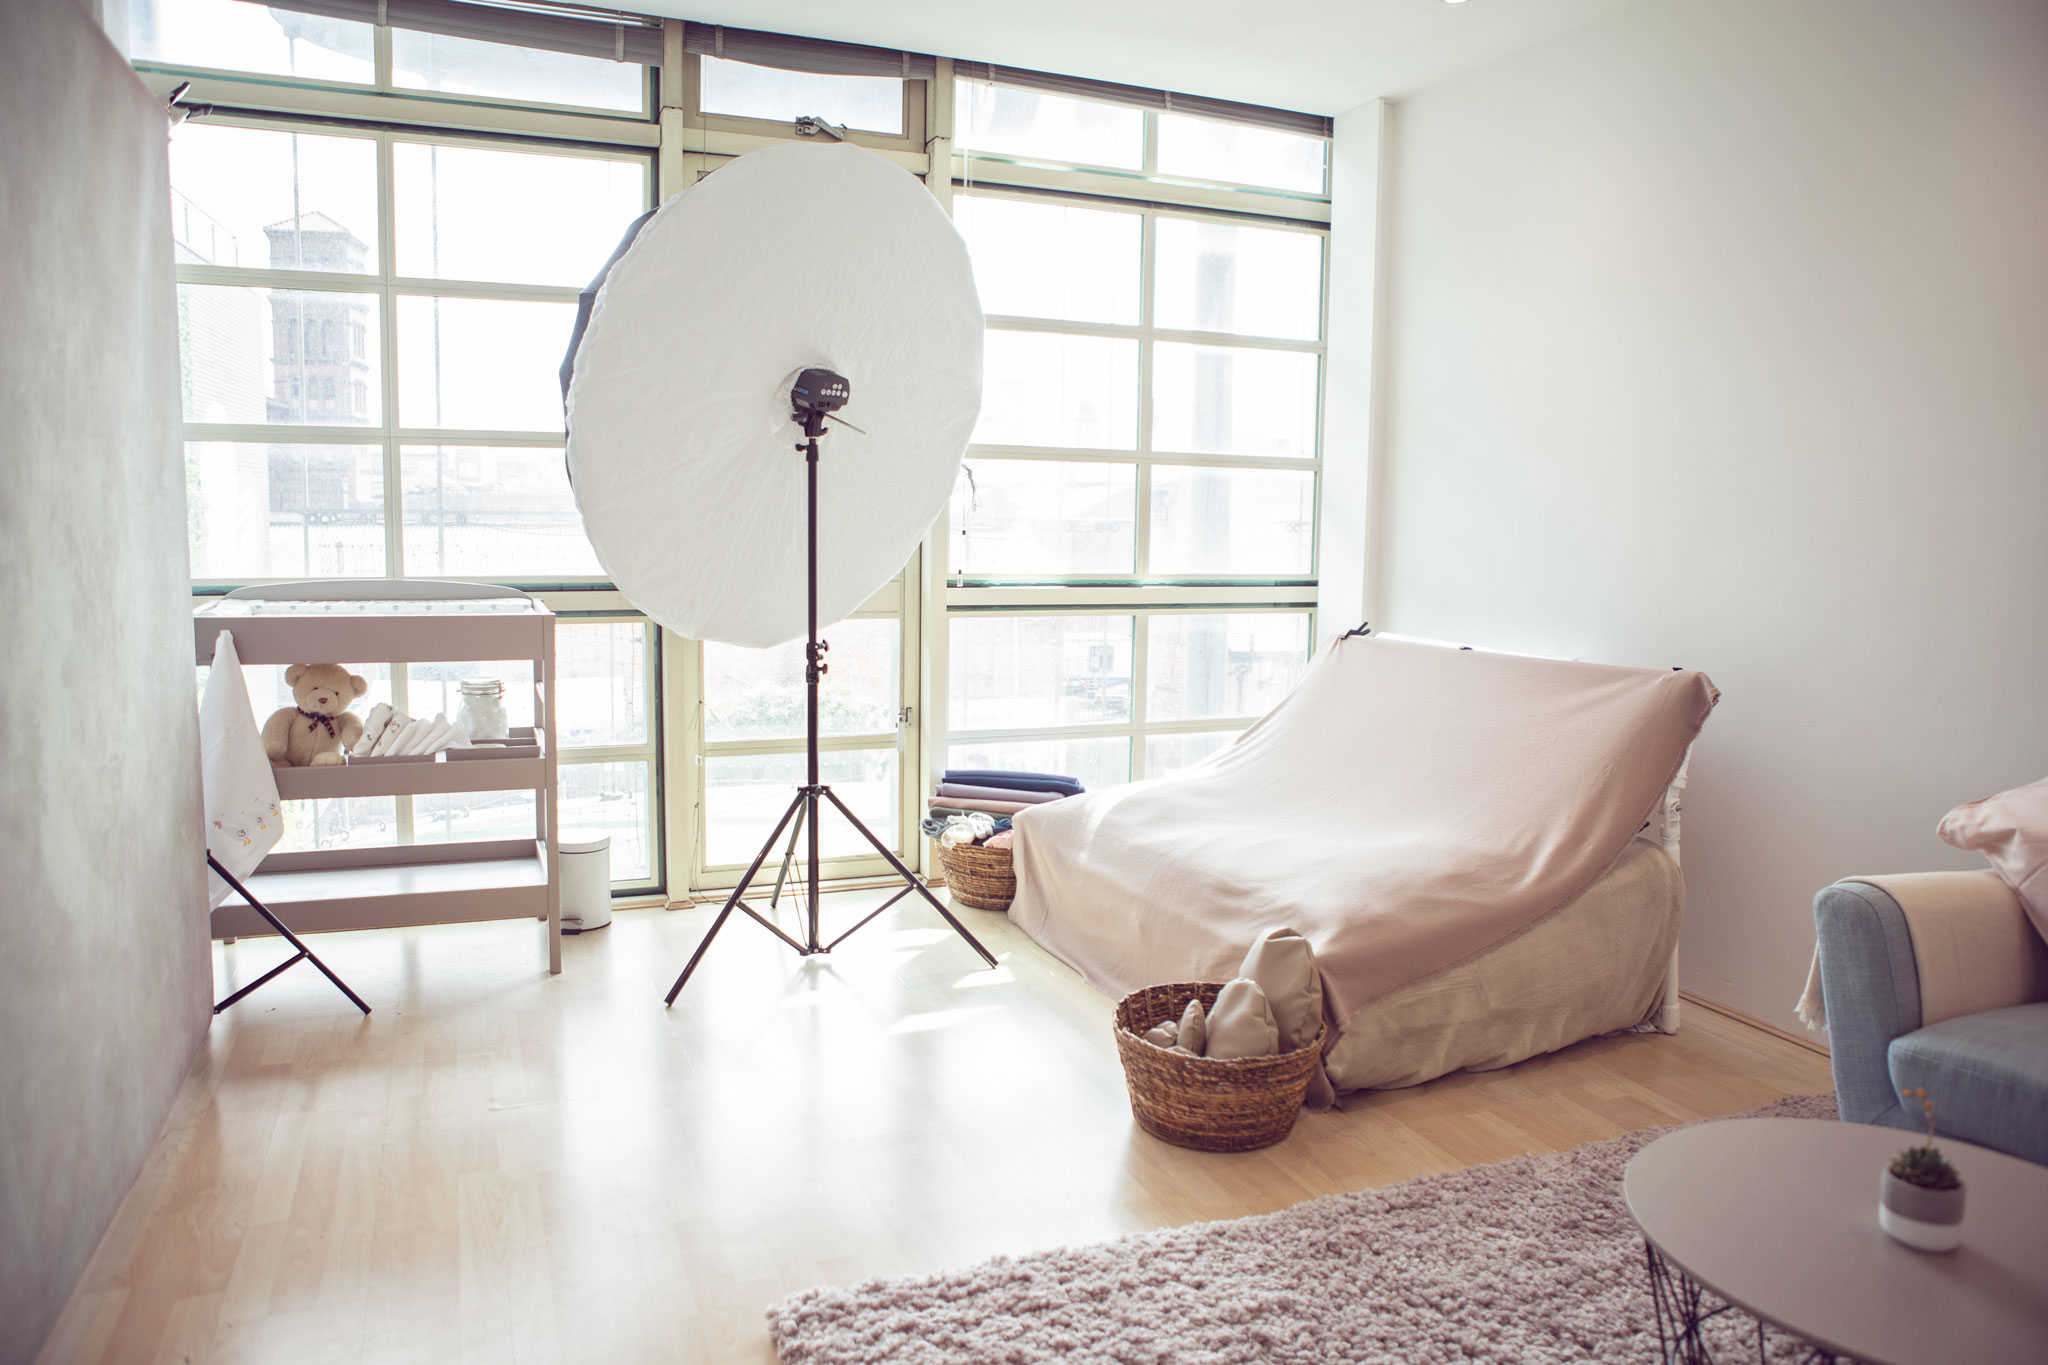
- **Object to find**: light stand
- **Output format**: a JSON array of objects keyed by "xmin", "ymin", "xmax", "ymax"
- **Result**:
[{"xmin": 664, "ymin": 371, "xmax": 998, "ymax": 1004}]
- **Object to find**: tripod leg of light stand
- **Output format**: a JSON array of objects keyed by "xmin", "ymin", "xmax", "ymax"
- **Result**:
[
  {"xmin": 665, "ymin": 789, "xmax": 809, "ymax": 1005},
  {"xmin": 767, "ymin": 801, "xmax": 806, "ymax": 911},
  {"xmin": 819, "ymin": 788, "xmax": 999, "ymax": 969}
]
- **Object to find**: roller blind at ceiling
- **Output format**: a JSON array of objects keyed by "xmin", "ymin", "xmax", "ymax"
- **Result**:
[
  {"xmin": 954, "ymin": 61, "xmax": 1331, "ymax": 139},
  {"xmin": 243, "ymin": 1, "xmax": 1328, "ymax": 136},
  {"xmin": 244, "ymin": 0, "xmax": 938, "ymax": 76}
]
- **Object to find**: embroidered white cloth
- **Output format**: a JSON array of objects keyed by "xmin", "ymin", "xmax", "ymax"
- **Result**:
[{"xmin": 200, "ymin": 630, "xmax": 281, "ymax": 909}]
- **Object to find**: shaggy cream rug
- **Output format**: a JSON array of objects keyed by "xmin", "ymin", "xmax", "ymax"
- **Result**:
[{"xmin": 769, "ymin": 1094, "xmax": 1837, "ymax": 1364}]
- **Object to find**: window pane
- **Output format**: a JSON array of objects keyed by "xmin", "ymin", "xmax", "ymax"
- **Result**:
[
  {"xmin": 415, "ymin": 788, "xmax": 535, "ymax": 844},
  {"xmin": 275, "ymin": 796, "xmax": 398, "ymax": 852},
  {"xmin": 187, "ymin": 442, "xmax": 385, "ymax": 579},
  {"xmin": 1156, "ymin": 113, "xmax": 1326, "ymax": 194},
  {"xmin": 1145, "ymin": 730, "xmax": 1240, "ymax": 777},
  {"xmin": 168, "ymin": 123, "xmax": 377, "ymax": 273},
  {"xmin": 556, "ymin": 622, "xmax": 649, "ymax": 748},
  {"xmin": 975, "ymin": 331, "xmax": 1138, "ymax": 450},
  {"xmin": 407, "ymin": 661, "xmax": 536, "ymax": 731},
  {"xmin": 1146, "ymin": 613, "xmax": 1310, "ymax": 721},
  {"xmin": 1151, "ymin": 343, "xmax": 1317, "ymax": 458},
  {"xmin": 951, "ymin": 460, "xmax": 1136, "ymax": 577},
  {"xmin": 1149, "ymin": 467, "xmax": 1315, "ymax": 576},
  {"xmin": 394, "ymin": 143, "xmax": 646, "ymax": 287},
  {"xmin": 558, "ymin": 762, "xmax": 654, "ymax": 881},
  {"xmin": 954, "ymin": 196, "xmax": 1139, "ymax": 325},
  {"xmin": 949, "ymin": 615, "xmax": 1132, "ymax": 731},
  {"xmin": 704, "ymin": 749, "xmax": 898, "ymax": 866},
  {"xmin": 127, "ymin": 0, "xmax": 373, "ymax": 84},
  {"xmin": 947, "ymin": 736, "xmax": 1130, "ymax": 790},
  {"xmin": 179, "ymin": 284, "xmax": 380, "ymax": 426},
  {"xmin": 395, "ymin": 296, "xmax": 576, "ymax": 432},
  {"xmin": 392, "ymin": 30, "xmax": 646, "ymax": 113},
  {"xmin": 1154, "ymin": 219, "xmax": 1322, "ymax": 341},
  {"xmin": 704, "ymin": 619, "xmax": 900, "ymax": 743},
  {"xmin": 701, "ymin": 58, "xmax": 904, "ymax": 134},
  {"xmin": 955, "ymin": 81, "xmax": 1143, "ymax": 170},
  {"xmin": 400, "ymin": 446, "xmax": 601, "ymax": 578}
]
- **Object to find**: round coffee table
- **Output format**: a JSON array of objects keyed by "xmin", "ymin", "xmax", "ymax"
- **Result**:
[{"xmin": 1624, "ymin": 1118, "xmax": 2048, "ymax": 1364}]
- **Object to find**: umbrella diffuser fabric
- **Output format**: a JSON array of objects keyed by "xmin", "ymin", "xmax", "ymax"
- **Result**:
[{"xmin": 565, "ymin": 141, "xmax": 984, "ymax": 648}]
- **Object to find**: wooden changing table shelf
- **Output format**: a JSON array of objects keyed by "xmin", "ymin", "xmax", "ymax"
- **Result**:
[{"xmin": 195, "ymin": 579, "xmax": 562, "ymax": 975}]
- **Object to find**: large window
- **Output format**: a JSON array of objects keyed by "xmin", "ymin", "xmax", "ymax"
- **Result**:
[
  {"xmin": 141, "ymin": 10, "xmax": 1330, "ymax": 894},
  {"xmin": 166, "ymin": 70, "xmax": 662, "ymax": 889},
  {"xmin": 946, "ymin": 80, "xmax": 1326, "ymax": 785}
]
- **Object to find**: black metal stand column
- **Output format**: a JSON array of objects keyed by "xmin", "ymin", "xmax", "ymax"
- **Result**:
[
  {"xmin": 208, "ymin": 852, "xmax": 370, "ymax": 1015},
  {"xmin": 664, "ymin": 410, "xmax": 997, "ymax": 1006}
]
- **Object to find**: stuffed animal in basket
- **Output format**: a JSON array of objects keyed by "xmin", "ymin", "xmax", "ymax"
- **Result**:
[{"xmin": 262, "ymin": 663, "xmax": 369, "ymax": 767}]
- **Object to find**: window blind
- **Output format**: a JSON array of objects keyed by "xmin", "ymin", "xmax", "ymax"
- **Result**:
[
  {"xmin": 680, "ymin": 23, "xmax": 936, "ymax": 80},
  {"xmin": 241, "ymin": 1, "xmax": 1329, "ymax": 135},
  {"xmin": 954, "ymin": 62, "xmax": 1331, "ymax": 139},
  {"xmin": 243, "ymin": 0, "xmax": 940, "ymax": 78},
  {"xmin": 249, "ymin": 0, "xmax": 665, "ymax": 63}
]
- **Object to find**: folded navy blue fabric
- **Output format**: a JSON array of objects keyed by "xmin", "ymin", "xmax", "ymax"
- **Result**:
[{"xmin": 942, "ymin": 769, "xmax": 1084, "ymax": 795}]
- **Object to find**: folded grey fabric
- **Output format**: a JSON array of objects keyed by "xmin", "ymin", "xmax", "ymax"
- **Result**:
[
  {"xmin": 1176, "ymin": 997, "xmax": 1208, "ymax": 1056},
  {"xmin": 1142, "ymin": 1023, "xmax": 1179, "ymax": 1049},
  {"xmin": 945, "ymin": 769, "xmax": 1084, "ymax": 796},
  {"xmin": 1206, "ymin": 978, "xmax": 1280, "ymax": 1059}
]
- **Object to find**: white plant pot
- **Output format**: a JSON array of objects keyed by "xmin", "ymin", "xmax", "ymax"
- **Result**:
[{"xmin": 1878, "ymin": 1167, "xmax": 1964, "ymax": 1253}]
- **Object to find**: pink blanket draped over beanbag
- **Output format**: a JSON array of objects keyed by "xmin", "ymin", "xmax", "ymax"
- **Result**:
[{"xmin": 1007, "ymin": 636, "xmax": 1717, "ymax": 1084}]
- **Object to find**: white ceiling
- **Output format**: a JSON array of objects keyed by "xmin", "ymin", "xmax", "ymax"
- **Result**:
[{"xmin": 632, "ymin": 0, "xmax": 1635, "ymax": 116}]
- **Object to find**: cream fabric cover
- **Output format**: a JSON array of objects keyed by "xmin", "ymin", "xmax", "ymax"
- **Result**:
[
  {"xmin": 1009, "ymin": 636, "xmax": 1716, "ymax": 1073},
  {"xmin": 1851, "ymin": 871, "xmax": 2048, "ymax": 1026},
  {"xmin": 1326, "ymin": 840, "xmax": 1680, "ymax": 1089}
]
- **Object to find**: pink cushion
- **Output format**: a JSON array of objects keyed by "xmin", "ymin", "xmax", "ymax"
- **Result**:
[{"xmin": 1938, "ymin": 776, "xmax": 2048, "ymax": 945}]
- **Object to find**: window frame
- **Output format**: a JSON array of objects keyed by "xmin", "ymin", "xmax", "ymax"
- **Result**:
[{"xmin": 161, "ymin": 75, "xmax": 667, "ymax": 895}]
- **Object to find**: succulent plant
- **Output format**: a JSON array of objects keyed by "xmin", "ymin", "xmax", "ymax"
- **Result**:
[{"xmin": 1890, "ymin": 1087, "xmax": 1962, "ymax": 1191}]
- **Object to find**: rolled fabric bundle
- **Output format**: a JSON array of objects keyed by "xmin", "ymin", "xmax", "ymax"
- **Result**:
[
  {"xmin": 384, "ymin": 718, "xmax": 429, "ymax": 757},
  {"xmin": 1206, "ymin": 978, "xmax": 1280, "ymax": 1060},
  {"xmin": 1175, "ymin": 997, "xmax": 1208, "ymax": 1055},
  {"xmin": 408, "ymin": 714, "xmax": 462, "ymax": 756},
  {"xmin": 984, "ymin": 829, "xmax": 1014, "ymax": 851},
  {"xmin": 936, "ymin": 782, "xmax": 1061, "ymax": 805},
  {"xmin": 353, "ymin": 702, "xmax": 394, "ymax": 756},
  {"xmin": 943, "ymin": 769, "xmax": 1083, "ymax": 796},
  {"xmin": 369, "ymin": 710, "xmax": 413, "ymax": 756},
  {"xmin": 1239, "ymin": 927, "xmax": 1325, "ymax": 1054}
]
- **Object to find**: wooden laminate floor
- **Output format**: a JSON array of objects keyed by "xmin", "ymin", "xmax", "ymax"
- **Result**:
[{"xmin": 37, "ymin": 889, "xmax": 1832, "ymax": 1365}]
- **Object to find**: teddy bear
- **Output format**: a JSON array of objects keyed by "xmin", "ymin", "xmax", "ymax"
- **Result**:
[{"xmin": 262, "ymin": 663, "xmax": 369, "ymax": 767}]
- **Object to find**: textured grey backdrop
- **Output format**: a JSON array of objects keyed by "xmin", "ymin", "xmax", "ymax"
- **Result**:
[{"xmin": 0, "ymin": 2, "xmax": 210, "ymax": 1359}]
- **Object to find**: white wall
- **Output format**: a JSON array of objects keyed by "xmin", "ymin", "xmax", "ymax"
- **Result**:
[
  {"xmin": 1352, "ymin": 0, "xmax": 2048, "ymax": 1030},
  {"xmin": 0, "ymin": 2, "xmax": 210, "ymax": 1358},
  {"xmin": 1315, "ymin": 98, "xmax": 1387, "ymax": 648}
]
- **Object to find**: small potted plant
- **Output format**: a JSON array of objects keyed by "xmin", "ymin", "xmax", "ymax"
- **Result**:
[{"xmin": 1879, "ymin": 1087, "xmax": 1965, "ymax": 1252}]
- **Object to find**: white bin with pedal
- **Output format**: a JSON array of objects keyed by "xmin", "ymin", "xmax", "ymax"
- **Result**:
[{"xmin": 559, "ymin": 836, "xmax": 612, "ymax": 933}]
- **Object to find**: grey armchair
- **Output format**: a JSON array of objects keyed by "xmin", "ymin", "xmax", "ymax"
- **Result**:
[{"xmin": 1813, "ymin": 871, "xmax": 2048, "ymax": 1164}]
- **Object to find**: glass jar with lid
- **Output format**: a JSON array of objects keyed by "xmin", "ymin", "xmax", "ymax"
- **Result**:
[{"xmin": 457, "ymin": 678, "xmax": 509, "ymax": 741}]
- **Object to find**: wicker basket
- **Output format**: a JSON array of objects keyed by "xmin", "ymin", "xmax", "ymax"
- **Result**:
[
  {"xmin": 1113, "ymin": 982, "xmax": 1325, "ymax": 1153},
  {"xmin": 936, "ymin": 840, "xmax": 1016, "ymax": 911}
]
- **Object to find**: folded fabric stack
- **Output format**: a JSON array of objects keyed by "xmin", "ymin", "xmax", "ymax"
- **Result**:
[{"xmin": 925, "ymin": 768, "xmax": 1084, "ymax": 849}]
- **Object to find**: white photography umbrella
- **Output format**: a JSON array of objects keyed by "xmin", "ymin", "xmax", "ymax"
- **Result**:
[
  {"xmin": 562, "ymin": 138, "xmax": 997, "ymax": 1000},
  {"xmin": 565, "ymin": 140, "xmax": 984, "ymax": 649}
]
